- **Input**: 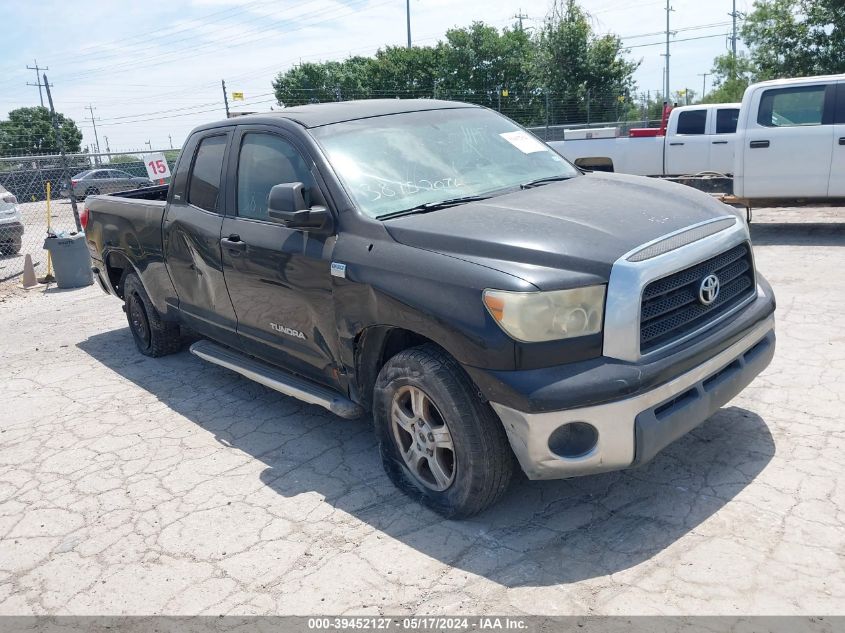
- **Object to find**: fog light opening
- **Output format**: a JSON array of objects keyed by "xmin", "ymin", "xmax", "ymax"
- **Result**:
[{"xmin": 548, "ymin": 422, "xmax": 598, "ymax": 459}]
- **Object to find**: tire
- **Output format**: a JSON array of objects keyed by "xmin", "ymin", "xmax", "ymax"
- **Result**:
[
  {"xmin": 123, "ymin": 273, "xmax": 182, "ymax": 357},
  {"xmin": 373, "ymin": 344, "xmax": 514, "ymax": 518},
  {"xmin": 0, "ymin": 237, "xmax": 21, "ymax": 256}
]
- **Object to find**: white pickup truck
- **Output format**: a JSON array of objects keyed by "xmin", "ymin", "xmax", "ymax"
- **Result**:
[
  {"xmin": 549, "ymin": 103, "xmax": 740, "ymax": 177},
  {"xmin": 551, "ymin": 73, "xmax": 845, "ymax": 201}
]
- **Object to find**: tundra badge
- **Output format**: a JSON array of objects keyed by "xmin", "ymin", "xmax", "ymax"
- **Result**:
[{"xmin": 270, "ymin": 323, "xmax": 306, "ymax": 339}]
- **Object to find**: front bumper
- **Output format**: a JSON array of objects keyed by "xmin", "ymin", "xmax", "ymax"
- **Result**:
[{"xmin": 490, "ymin": 310, "xmax": 775, "ymax": 480}]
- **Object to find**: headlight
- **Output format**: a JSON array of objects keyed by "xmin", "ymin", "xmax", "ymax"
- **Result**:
[{"xmin": 483, "ymin": 285, "xmax": 606, "ymax": 342}]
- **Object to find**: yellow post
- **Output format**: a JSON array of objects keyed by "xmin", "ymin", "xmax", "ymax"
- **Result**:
[{"xmin": 45, "ymin": 182, "xmax": 53, "ymax": 280}]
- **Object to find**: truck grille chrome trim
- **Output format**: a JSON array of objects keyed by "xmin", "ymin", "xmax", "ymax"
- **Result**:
[
  {"xmin": 626, "ymin": 217, "xmax": 737, "ymax": 262},
  {"xmin": 640, "ymin": 242, "xmax": 756, "ymax": 353},
  {"xmin": 603, "ymin": 215, "xmax": 752, "ymax": 362}
]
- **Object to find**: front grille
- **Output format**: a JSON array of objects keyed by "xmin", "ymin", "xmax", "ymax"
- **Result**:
[{"xmin": 639, "ymin": 242, "xmax": 755, "ymax": 354}]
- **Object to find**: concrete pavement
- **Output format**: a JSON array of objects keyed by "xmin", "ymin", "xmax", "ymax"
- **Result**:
[{"xmin": 1, "ymin": 207, "xmax": 843, "ymax": 615}]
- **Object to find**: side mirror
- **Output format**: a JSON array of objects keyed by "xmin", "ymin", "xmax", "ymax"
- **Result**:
[{"xmin": 267, "ymin": 182, "xmax": 331, "ymax": 231}]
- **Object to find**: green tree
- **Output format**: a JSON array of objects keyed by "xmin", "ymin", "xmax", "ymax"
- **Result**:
[
  {"xmin": 742, "ymin": 0, "xmax": 845, "ymax": 79},
  {"xmin": 270, "ymin": 1, "xmax": 638, "ymax": 127},
  {"xmin": 534, "ymin": 0, "xmax": 638, "ymax": 124},
  {"xmin": 273, "ymin": 57, "xmax": 373, "ymax": 106},
  {"xmin": 703, "ymin": 52, "xmax": 757, "ymax": 103},
  {"xmin": 0, "ymin": 106, "xmax": 83, "ymax": 156},
  {"xmin": 368, "ymin": 46, "xmax": 443, "ymax": 95}
]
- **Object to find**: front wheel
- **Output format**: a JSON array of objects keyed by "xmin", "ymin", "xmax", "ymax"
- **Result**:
[{"xmin": 373, "ymin": 344, "xmax": 514, "ymax": 518}]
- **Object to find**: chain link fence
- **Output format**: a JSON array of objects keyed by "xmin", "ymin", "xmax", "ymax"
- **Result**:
[{"xmin": 0, "ymin": 150, "xmax": 179, "ymax": 291}]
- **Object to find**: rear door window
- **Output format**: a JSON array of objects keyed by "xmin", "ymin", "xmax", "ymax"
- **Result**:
[
  {"xmin": 757, "ymin": 85, "xmax": 826, "ymax": 127},
  {"xmin": 188, "ymin": 135, "xmax": 227, "ymax": 212},
  {"xmin": 716, "ymin": 108, "xmax": 739, "ymax": 134},
  {"xmin": 677, "ymin": 110, "xmax": 707, "ymax": 135}
]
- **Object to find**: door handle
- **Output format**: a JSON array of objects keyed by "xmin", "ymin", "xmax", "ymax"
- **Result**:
[
  {"xmin": 839, "ymin": 137, "xmax": 845, "ymax": 146},
  {"xmin": 750, "ymin": 140, "xmax": 770, "ymax": 148},
  {"xmin": 669, "ymin": 142, "xmax": 684, "ymax": 146},
  {"xmin": 712, "ymin": 140, "xmax": 729, "ymax": 145},
  {"xmin": 221, "ymin": 234, "xmax": 246, "ymax": 254}
]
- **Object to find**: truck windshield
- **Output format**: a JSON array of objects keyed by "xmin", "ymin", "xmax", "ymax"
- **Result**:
[{"xmin": 311, "ymin": 107, "xmax": 577, "ymax": 219}]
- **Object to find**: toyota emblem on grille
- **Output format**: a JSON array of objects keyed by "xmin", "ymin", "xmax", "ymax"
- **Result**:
[{"xmin": 699, "ymin": 274, "xmax": 720, "ymax": 306}]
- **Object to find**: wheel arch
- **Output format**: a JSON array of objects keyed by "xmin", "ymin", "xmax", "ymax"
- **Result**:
[
  {"xmin": 573, "ymin": 157, "xmax": 615, "ymax": 172},
  {"xmin": 353, "ymin": 325, "xmax": 453, "ymax": 411},
  {"xmin": 104, "ymin": 250, "xmax": 138, "ymax": 299}
]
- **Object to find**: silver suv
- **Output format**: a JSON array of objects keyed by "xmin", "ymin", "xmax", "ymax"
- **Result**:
[
  {"xmin": 62, "ymin": 169, "xmax": 153, "ymax": 200},
  {"xmin": 0, "ymin": 184, "xmax": 23, "ymax": 255}
]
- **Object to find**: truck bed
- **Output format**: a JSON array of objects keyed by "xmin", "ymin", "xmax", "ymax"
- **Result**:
[{"xmin": 84, "ymin": 186, "xmax": 169, "ymax": 300}]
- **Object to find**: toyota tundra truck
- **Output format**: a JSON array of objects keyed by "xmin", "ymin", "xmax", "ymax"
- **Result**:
[{"xmin": 83, "ymin": 99, "xmax": 776, "ymax": 517}]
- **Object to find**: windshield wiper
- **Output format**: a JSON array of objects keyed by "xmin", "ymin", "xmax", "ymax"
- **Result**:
[
  {"xmin": 520, "ymin": 175, "xmax": 574, "ymax": 189},
  {"xmin": 378, "ymin": 195, "xmax": 491, "ymax": 220}
]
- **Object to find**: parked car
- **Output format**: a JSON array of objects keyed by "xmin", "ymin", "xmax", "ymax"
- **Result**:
[
  {"xmin": 0, "ymin": 184, "xmax": 23, "ymax": 255},
  {"xmin": 83, "ymin": 100, "xmax": 776, "ymax": 517},
  {"xmin": 551, "ymin": 103, "xmax": 741, "ymax": 176},
  {"xmin": 61, "ymin": 169, "xmax": 153, "ymax": 199}
]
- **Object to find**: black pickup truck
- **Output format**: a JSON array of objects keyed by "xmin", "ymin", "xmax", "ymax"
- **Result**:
[{"xmin": 84, "ymin": 100, "xmax": 776, "ymax": 517}]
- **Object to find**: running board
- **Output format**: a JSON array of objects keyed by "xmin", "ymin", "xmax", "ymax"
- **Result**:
[{"xmin": 189, "ymin": 340, "xmax": 363, "ymax": 419}]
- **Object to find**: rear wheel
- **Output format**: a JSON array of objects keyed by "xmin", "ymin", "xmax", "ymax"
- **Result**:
[
  {"xmin": 373, "ymin": 344, "xmax": 514, "ymax": 518},
  {"xmin": 123, "ymin": 273, "xmax": 181, "ymax": 357}
]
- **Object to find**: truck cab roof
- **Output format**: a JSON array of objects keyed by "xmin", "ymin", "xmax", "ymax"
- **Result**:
[{"xmin": 201, "ymin": 99, "xmax": 479, "ymax": 130}]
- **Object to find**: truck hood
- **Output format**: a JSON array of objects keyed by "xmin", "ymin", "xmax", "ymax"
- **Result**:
[{"xmin": 383, "ymin": 171, "xmax": 737, "ymax": 290}]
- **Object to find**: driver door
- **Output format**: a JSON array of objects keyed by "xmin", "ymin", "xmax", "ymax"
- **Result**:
[{"xmin": 219, "ymin": 126, "xmax": 340, "ymax": 387}]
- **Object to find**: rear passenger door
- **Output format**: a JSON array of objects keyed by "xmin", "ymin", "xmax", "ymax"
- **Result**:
[
  {"xmin": 163, "ymin": 131, "xmax": 239, "ymax": 343},
  {"xmin": 665, "ymin": 109, "xmax": 711, "ymax": 176},
  {"xmin": 219, "ymin": 126, "xmax": 340, "ymax": 387},
  {"xmin": 829, "ymin": 81, "xmax": 845, "ymax": 197},
  {"xmin": 709, "ymin": 107, "xmax": 739, "ymax": 174},
  {"xmin": 743, "ymin": 82, "xmax": 834, "ymax": 198}
]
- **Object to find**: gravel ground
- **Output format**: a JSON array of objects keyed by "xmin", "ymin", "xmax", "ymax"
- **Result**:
[{"xmin": 1, "ymin": 206, "xmax": 843, "ymax": 615}]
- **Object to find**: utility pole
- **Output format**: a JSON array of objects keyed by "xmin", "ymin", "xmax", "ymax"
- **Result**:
[
  {"xmin": 44, "ymin": 74, "xmax": 82, "ymax": 231},
  {"xmin": 85, "ymin": 104, "xmax": 102, "ymax": 165},
  {"xmin": 729, "ymin": 0, "xmax": 739, "ymax": 79},
  {"xmin": 104, "ymin": 135, "xmax": 111, "ymax": 154},
  {"xmin": 26, "ymin": 60, "xmax": 49, "ymax": 107},
  {"xmin": 145, "ymin": 140, "xmax": 152, "ymax": 151},
  {"xmin": 405, "ymin": 0, "xmax": 412, "ymax": 48},
  {"xmin": 699, "ymin": 72, "xmax": 710, "ymax": 99},
  {"xmin": 221, "ymin": 79, "xmax": 230, "ymax": 118},
  {"xmin": 513, "ymin": 9, "xmax": 529, "ymax": 30},
  {"xmin": 168, "ymin": 134, "xmax": 173, "ymax": 149},
  {"xmin": 664, "ymin": 0, "xmax": 673, "ymax": 103}
]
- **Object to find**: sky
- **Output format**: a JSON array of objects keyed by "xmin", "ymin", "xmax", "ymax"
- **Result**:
[{"xmin": 0, "ymin": 0, "xmax": 751, "ymax": 154}]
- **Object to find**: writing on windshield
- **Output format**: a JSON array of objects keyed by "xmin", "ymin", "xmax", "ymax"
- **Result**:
[{"xmin": 313, "ymin": 107, "xmax": 576, "ymax": 218}]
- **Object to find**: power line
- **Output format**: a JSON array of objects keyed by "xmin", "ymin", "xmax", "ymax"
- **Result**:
[{"xmin": 39, "ymin": 0, "xmax": 372, "ymax": 85}]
